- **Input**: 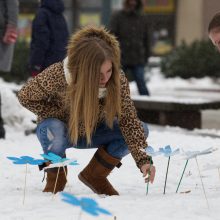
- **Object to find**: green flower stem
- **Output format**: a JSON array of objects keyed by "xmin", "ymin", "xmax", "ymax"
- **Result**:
[
  {"xmin": 176, "ymin": 159, "xmax": 189, "ymax": 193},
  {"xmin": 163, "ymin": 156, "xmax": 170, "ymax": 194}
]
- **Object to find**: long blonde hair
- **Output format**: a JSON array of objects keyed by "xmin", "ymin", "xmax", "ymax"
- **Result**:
[{"xmin": 66, "ymin": 26, "xmax": 121, "ymax": 145}]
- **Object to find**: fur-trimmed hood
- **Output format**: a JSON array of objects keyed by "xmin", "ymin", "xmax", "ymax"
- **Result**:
[
  {"xmin": 64, "ymin": 26, "xmax": 121, "ymax": 98},
  {"xmin": 67, "ymin": 26, "xmax": 121, "ymax": 72}
]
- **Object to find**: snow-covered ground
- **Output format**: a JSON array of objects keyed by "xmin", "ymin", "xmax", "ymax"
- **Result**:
[
  {"xmin": 131, "ymin": 66, "xmax": 220, "ymax": 99},
  {"xmin": 1, "ymin": 72, "xmax": 220, "ymax": 220}
]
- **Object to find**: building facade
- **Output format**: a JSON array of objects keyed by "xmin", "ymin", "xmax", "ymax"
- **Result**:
[
  {"xmin": 18, "ymin": 0, "xmax": 220, "ymax": 53},
  {"xmin": 176, "ymin": 0, "xmax": 220, "ymax": 45}
]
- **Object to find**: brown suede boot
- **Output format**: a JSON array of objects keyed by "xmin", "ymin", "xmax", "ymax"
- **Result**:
[
  {"xmin": 78, "ymin": 147, "xmax": 121, "ymax": 196},
  {"xmin": 43, "ymin": 166, "xmax": 67, "ymax": 194}
]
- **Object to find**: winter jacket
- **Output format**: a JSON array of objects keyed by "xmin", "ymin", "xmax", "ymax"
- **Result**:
[
  {"xmin": 0, "ymin": 0, "xmax": 18, "ymax": 72},
  {"xmin": 29, "ymin": 0, "xmax": 69, "ymax": 73},
  {"xmin": 109, "ymin": 10, "xmax": 150, "ymax": 66},
  {"xmin": 17, "ymin": 60, "xmax": 151, "ymax": 169}
]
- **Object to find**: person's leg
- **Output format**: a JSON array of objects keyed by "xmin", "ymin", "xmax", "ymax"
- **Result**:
[
  {"xmin": 105, "ymin": 121, "xmax": 149, "ymax": 159},
  {"xmin": 78, "ymin": 121, "xmax": 121, "ymax": 195},
  {"xmin": 132, "ymin": 65, "xmax": 150, "ymax": 95},
  {"xmin": 78, "ymin": 120, "xmax": 149, "ymax": 195},
  {"xmin": 36, "ymin": 118, "xmax": 72, "ymax": 157},
  {"xmin": 77, "ymin": 120, "xmax": 124, "ymax": 148},
  {"xmin": 0, "ymin": 94, "xmax": 5, "ymax": 139},
  {"xmin": 36, "ymin": 118, "xmax": 70, "ymax": 193},
  {"xmin": 77, "ymin": 120, "xmax": 149, "ymax": 158}
]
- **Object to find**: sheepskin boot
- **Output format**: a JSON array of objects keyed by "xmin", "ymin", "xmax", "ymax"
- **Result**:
[
  {"xmin": 78, "ymin": 147, "xmax": 121, "ymax": 196},
  {"xmin": 43, "ymin": 166, "xmax": 67, "ymax": 194}
]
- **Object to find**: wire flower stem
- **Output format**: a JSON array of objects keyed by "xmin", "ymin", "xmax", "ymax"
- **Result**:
[
  {"xmin": 23, "ymin": 163, "xmax": 28, "ymax": 205},
  {"xmin": 176, "ymin": 159, "xmax": 189, "ymax": 193},
  {"xmin": 52, "ymin": 166, "xmax": 61, "ymax": 199},
  {"xmin": 163, "ymin": 156, "xmax": 170, "ymax": 194},
  {"xmin": 195, "ymin": 157, "xmax": 209, "ymax": 209}
]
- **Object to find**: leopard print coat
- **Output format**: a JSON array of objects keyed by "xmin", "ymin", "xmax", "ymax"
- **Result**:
[{"xmin": 18, "ymin": 61, "xmax": 151, "ymax": 169}]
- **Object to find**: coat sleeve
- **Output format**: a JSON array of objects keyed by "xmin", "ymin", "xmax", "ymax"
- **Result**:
[
  {"xmin": 17, "ymin": 62, "xmax": 66, "ymax": 118},
  {"xmin": 30, "ymin": 9, "xmax": 51, "ymax": 69},
  {"xmin": 5, "ymin": 0, "xmax": 18, "ymax": 26},
  {"xmin": 118, "ymin": 74, "xmax": 152, "ymax": 169}
]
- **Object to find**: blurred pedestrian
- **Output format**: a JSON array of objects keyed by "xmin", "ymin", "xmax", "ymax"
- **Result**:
[
  {"xmin": 18, "ymin": 26, "xmax": 155, "ymax": 195},
  {"xmin": 0, "ymin": 0, "xmax": 19, "ymax": 138},
  {"xmin": 109, "ymin": 0, "xmax": 150, "ymax": 95},
  {"xmin": 30, "ymin": 0, "xmax": 69, "ymax": 77},
  {"xmin": 208, "ymin": 12, "xmax": 220, "ymax": 52},
  {"xmin": 0, "ymin": 0, "xmax": 18, "ymax": 72}
]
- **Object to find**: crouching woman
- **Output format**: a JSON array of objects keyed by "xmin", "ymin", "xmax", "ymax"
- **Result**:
[{"xmin": 18, "ymin": 26, "xmax": 156, "ymax": 195}]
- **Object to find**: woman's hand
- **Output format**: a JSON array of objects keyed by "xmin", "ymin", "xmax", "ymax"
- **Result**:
[{"xmin": 141, "ymin": 163, "xmax": 156, "ymax": 183}]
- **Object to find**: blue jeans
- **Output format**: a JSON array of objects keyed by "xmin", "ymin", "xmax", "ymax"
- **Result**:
[
  {"xmin": 123, "ymin": 65, "xmax": 150, "ymax": 95},
  {"xmin": 36, "ymin": 118, "xmax": 149, "ymax": 159}
]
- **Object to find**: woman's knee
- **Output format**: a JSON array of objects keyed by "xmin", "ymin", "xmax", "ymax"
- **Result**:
[
  {"xmin": 106, "ymin": 139, "xmax": 130, "ymax": 159},
  {"xmin": 37, "ymin": 118, "xmax": 69, "ymax": 155}
]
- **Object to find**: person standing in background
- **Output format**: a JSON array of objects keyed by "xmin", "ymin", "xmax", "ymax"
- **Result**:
[
  {"xmin": 0, "ymin": 0, "xmax": 19, "ymax": 138},
  {"xmin": 30, "ymin": 0, "xmax": 69, "ymax": 77},
  {"xmin": 0, "ymin": 0, "xmax": 18, "ymax": 72},
  {"xmin": 109, "ymin": 0, "xmax": 150, "ymax": 95}
]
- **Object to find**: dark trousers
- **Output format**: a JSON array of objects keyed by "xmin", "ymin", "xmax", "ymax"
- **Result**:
[
  {"xmin": 0, "ymin": 94, "xmax": 5, "ymax": 139},
  {"xmin": 123, "ymin": 65, "xmax": 150, "ymax": 95}
]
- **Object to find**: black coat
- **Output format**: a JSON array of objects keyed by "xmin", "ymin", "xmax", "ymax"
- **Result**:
[
  {"xmin": 30, "ymin": 0, "xmax": 69, "ymax": 72},
  {"xmin": 109, "ymin": 10, "xmax": 150, "ymax": 66}
]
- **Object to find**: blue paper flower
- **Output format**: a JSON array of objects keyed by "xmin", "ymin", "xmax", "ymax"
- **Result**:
[
  {"xmin": 69, "ymin": 160, "xmax": 79, "ymax": 166},
  {"xmin": 145, "ymin": 146, "xmax": 161, "ymax": 157},
  {"xmin": 159, "ymin": 145, "xmax": 180, "ymax": 157},
  {"xmin": 61, "ymin": 192, "xmax": 112, "ymax": 216},
  {"xmin": 40, "ymin": 152, "xmax": 68, "ymax": 163},
  {"xmin": 40, "ymin": 152, "xmax": 79, "ymax": 167},
  {"xmin": 182, "ymin": 147, "xmax": 217, "ymax": 160},
  {"xmin": 7, "ymin": 156, "xmax": 46, "ymax": 165}
]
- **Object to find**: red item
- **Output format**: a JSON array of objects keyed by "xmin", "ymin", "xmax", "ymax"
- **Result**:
[
  {"xmin": 31, "ymin": 71, "xmax": 40, "ymax": 77},
  {"xmin": 3, "ymin": 25, "xmax": 18, "ymax": 44}
]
